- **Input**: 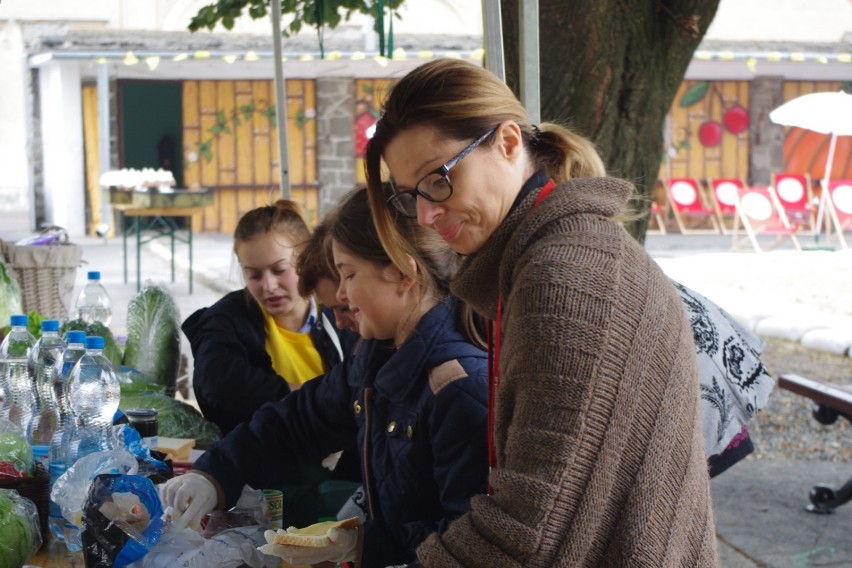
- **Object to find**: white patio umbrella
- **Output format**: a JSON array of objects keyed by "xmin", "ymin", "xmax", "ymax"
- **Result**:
[{"xmin": 769, "ymin": 90, "xmax": 852, "ymax": 238}]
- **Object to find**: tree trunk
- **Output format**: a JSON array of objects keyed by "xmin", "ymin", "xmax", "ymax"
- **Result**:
[{"xmin": 500, "ymin": 0, "xmax": 721, "ymax": 241}]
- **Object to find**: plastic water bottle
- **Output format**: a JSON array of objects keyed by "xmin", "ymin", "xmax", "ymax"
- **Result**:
[
  {"xmin": 27, "ymin": 319, "xmax": 65, "ymax": 470},
  {"xmin": 67, "ymin": 336, "xmax": 120, "ymax": 462},
  {"xmin": 47, "ymin": 329, "xmax": 86, "ymax": 543},
  {"xmin": 75, "ymin": 271, "xmax": 112, "ymax": 326},
  {"xmin": 0, "ymin": 314, "xmax": 36, "ymax": 430}
]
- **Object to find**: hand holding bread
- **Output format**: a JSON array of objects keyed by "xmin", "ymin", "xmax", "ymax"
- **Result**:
[{"xmin": 258, "ymin": 517, "xmax": 360, "ymax": 564}]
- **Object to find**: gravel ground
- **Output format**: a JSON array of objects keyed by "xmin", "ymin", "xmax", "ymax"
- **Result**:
[{"xmin": 748, "ymin": 336, "xmax": 851, "ymax": 462}]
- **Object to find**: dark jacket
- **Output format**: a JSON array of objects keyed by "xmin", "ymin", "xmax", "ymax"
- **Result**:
[
  {"xmin": 193, "ymin": 299, "xmax": 489, "ymax": 567},
  {"xmin": 182, "ymin": 289, "xmax": 358, "ymax": 435}
]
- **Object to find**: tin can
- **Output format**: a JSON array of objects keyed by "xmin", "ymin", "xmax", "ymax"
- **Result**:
[
  {"xmin": 125, "ymin": 408, "xmax": 158, "ymax": 450},
  {"xmin": 262, "ymin": 489, "xmax": 284, "ymax": 529}
]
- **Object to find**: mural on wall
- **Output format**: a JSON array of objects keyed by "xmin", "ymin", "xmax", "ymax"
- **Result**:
[
  {"xmin": 183, "ymin": 79, "xmax": 319, "ymax": 233},
  {"xmin": 781, "ymin": 81, "xmax": 852, "ymax": 181},
  {"xmin": 354, "ymin": 79, "xmax": 396, "ymax": 184},
  {"xmin": 662, "ymin": 80, "xmax": 750, "ymax": 183}
]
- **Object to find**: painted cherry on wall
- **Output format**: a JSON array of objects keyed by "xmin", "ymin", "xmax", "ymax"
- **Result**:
[
  {"xmin": 723, "ymin": 105, "xmax": 749, "ymax": 135},
  {"xmin": 698, "ymin": 121, "xmax": 723, "ymax": 147}
]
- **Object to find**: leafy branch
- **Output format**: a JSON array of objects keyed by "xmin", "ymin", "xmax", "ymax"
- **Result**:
[
  {"xmin": 189, "ymin": 0, "xmax": 405, "ymax": 37},
  {"xmin": 197, "ymin": 99, "xmax": 281, "ymax": 162}
]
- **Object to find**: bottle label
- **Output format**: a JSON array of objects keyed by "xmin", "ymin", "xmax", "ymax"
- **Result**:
[{"xmin": 32, "ymin": 445, "xmax": 49, "ymax": 473}]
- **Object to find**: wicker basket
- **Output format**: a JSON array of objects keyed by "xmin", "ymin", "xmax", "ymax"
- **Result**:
[
  {"xmin": 0, "ymin": 241, "xmax": 82, "ymax": 320},
  {"xmin": 0, "ymin": 463, "xmax": 50, "ymax": 543}
]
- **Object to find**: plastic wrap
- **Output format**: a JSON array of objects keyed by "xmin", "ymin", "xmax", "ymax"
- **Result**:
[
  {"xmin": 82, "ymin": 473, "xmax": 164, "ymax": 568},
  {"xmin": 50, "ymin": 449, "xmax": 138, "ymax": 550},
  {"xmin": 118, "ymin": 425, "xmax": 172, "ymax": 483},
  {"xmin": 131, "ymin": 485, "xmax": 275, "ymax": 568},
  {"xmin": 0, "ymin": 488, "xmax": 41, "ymax": 568},
  {"xmin": 117, "ymin": 365, "xmax": 166, "ymax": 396},
  {"xmin": 129, "ymin": 525, "xmax": 279, "ymax": 568},
  {"xmin": 122, "ymin": 283, "xmax": 181, "ymax": 396},
  {"xmin": 0, "ymin": 420, "xmax": 32, "ymax": 479},
  {"xmin": 60, "ymin": 319, "xmax": 124, "ymax": 368}
]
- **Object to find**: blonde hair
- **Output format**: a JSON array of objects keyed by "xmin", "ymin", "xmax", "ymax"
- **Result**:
[{"xmin": 365, "ymin": 58, "xmax": 607, "ymax": 273}]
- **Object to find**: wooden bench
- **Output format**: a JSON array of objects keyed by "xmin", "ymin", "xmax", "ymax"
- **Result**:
[{"xmin": 778, "ymin": 373, "xmax": 852, "ymax": 513}]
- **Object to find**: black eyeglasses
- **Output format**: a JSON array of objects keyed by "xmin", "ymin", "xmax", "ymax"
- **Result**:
[{"xmin": 387, "ymin": 127, "xmax": 496, "ymax": 218}]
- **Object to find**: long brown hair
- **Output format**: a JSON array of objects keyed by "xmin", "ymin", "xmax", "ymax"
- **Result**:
[
  {"xmin": 364, "ymin": 58, "xmax": 607, "ymax": 275},
  {"xmin": 326, "ymin": 187, "xmax": 485, "ymax": 348},
  {"xmin": 233, "ymin": 199, "xmax": 312, "ymax": 260}
]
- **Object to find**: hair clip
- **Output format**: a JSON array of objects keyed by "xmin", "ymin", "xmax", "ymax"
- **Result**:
[{"xmin": 530, "ymin": 124, "xmax": 541, "ymax": 148}]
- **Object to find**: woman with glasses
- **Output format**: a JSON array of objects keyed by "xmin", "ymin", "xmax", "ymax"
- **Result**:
[{"xmin": 365, "ymin": 59, "xmax": 717, "ymax": 566}]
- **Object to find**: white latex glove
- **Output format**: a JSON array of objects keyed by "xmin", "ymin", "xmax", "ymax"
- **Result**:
[
  {"xmin": 258, "ymin": 526, "xmax": 359, "ymax": 564},
  {"xmin": 158, "ymin": 472, "xmax": 218, "ymax": 531}
]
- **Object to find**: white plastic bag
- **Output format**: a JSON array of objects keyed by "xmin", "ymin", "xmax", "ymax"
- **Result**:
[{"xmin": 50, "ymin": 449, "xmax": 138, "ymax": 550}]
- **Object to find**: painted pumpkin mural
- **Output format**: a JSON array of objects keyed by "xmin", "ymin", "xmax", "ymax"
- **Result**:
[
  {"xmin": 783, "ymin": 127, "xmax": 852, "ymax": 180},
  {"xmin": 781, "ymin": 81, "xmax": 852, "ymax": 182}
]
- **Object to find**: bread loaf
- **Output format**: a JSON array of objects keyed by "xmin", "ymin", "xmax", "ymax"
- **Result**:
[{"xmin": 270, "ymin": 517, "xmax": 361, "ymax": 548}]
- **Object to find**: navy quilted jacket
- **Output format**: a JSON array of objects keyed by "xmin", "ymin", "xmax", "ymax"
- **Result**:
[{"xmin": 193, "ymin": 298, "xmax": 489, "ymax": 567}]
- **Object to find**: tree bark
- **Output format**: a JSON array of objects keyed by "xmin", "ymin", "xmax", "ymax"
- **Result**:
[{"xmin": 500, "ymin": 0, "xmax": 721, "ymax": 241}]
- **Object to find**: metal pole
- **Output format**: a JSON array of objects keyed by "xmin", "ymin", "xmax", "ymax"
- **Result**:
[
  {"xmin": 815, "ymin": 132, "xmax": 837, "ymax": 241},
  {"xmin": 97, "ymin": 63, "xmax": 112, "ymax": 236},
  {"xmin": 271, "ymin": 0, "xmax": 291, "ymax": 199},
  {"xmin": 519, "ymin": 0, "xmax": 540, "ymax": 123},
  {"xmin": 481, "ymin": 0, "xmax": 505, "ymax": 81}
]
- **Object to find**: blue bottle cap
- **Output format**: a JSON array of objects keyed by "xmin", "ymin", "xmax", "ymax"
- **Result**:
[
  {"xmin": 41, "ymin": 319, "xmax": 60, "ymax": 332},
  {"xmin": 87, "ymin": 271, "xmax": 101, "ymax": 280},
  {"xmin": 85, "ymin": 336, "xmax": 105, "ymax": 349},
  {"xmin": 10, "ymin": 314, "xmax": 27, "ymax": 326},
  {"xmin": 65, "ymin": 330, "xmax": 86, "ymax": 344}
]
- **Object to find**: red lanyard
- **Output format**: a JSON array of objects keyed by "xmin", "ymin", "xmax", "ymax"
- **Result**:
[{"xmin": 487, "ymin": 180, "xmax": 555, "ymax": 494}]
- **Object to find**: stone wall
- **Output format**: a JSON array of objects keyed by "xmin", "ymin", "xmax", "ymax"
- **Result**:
[
  {"xmin": 316, "ymin": 77, "xmax": 356, "ymax": 218},
  {"xmin": 748, "ymin": 76, "xmax": 785, "ymax": 186}
]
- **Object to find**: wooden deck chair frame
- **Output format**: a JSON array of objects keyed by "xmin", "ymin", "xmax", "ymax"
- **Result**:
[
  {"xmin": 733, "ymin": 185, "xmax": 802, "ymax": 253},
  {"xmin": 708, "ymin": 178, "xmax": 743, "ymax": 236},
  {"xmin": 646, "ymin": 202, "xmax": 668, "ymax": 234},
  {"xmin": 663, "ymin": 178, "xmax": 721, "ymax": 234},
  {"xmin": 823, "ymin": 179, "xmax": 852, "ymax": 250},
  {"xmin": 772, "ymin": 172, "xmax": 816, "ymax": 235},
  {"xmin": 645, "ymin": 180, "xmax": 668, "ymax": 235}
]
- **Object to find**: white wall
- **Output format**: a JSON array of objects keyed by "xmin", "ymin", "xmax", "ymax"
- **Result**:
[
  {"xmin": 706, "ymin": 0, "xmax": 852, "ymax": 42},
  {"xmin": 39, "ymin": 61, "xmax": 85, "ymax": 236},
  {"xmin": 0, "ymin": 21, "xmax": 31, "ymax": 230}
]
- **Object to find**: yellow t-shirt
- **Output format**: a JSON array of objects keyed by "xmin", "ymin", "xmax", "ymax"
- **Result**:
[{"xmin": 263, "ymin": 309, "xmax": 325, "ymax": 390}]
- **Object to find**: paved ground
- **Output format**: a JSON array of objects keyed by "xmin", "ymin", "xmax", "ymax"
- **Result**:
[{"xmin": 3, "ymin": 227, "xmax": 851, "ymax": 567}]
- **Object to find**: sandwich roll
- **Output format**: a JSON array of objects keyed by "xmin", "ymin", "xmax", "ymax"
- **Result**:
[{"xmin": 266, "ymin": 517, "xmax": 361, "ymax": 548}]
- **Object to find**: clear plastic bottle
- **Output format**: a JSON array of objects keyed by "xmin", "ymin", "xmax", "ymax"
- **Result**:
[
  {"xmin": 67, "ymin": 336, "xmax": 120, "ymax": 463},
  {"xmin": 47, "ymin": 329, "xmax": 86, "ymax": 544},
  {"xmin": 27, "ymin": 319, "xmax": 65, "ymax": 470},
  {"xmin": 0, "ymin": 314, "xmax": 36, "ymax": 430},
  {"xmin": 75, "ymin": 271, "xmax": 113, "ymax": 326}
]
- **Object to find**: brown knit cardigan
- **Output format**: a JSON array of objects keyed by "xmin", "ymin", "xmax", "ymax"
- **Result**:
[{"xmin": 416, "ymin": 177, "xmax": 717, "ymax": 567}]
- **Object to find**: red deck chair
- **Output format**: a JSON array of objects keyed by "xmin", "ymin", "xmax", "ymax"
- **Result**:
[
  {"xmin": 772, "ymin": 173, "xmax": 816, "ymax": 234},
  {"xmin": 708, "ymin": 178, "xmax": 743, "ymax": 235},
  {"xmin": 733, "ymin": 185, "xmax": 802, "ymax": 253},
  {"xmin": 663, "ymin": 178, "xmax": 720, "ymax": 234},
  {"xmin": 824, "ymin": 180, "xmax": 852, "ymax": 250}
]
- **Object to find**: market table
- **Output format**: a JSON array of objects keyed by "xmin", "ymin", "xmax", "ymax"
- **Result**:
[
  {"xmin": 28, "ymin": 535, "xmax": 85, "ymax": 567},
  {"xmin": 113, "ymin": 205, "xmax": 205, "ymax": 294}
]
